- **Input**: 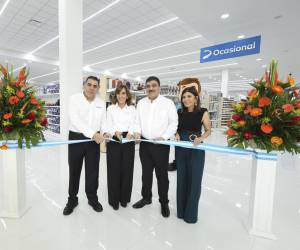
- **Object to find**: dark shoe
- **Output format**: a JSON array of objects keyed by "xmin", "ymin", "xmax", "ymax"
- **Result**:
[
  {"xmin": 88, "ymin": 201, "xmax": 103, "ymax": 212},
  {"xmin": 161, "ymin": 204, "xmax": 170, "ymax": 218},
  {"xmin": 63, "ymin": 201, "xmax": 78, "ymax": 216},
  {"xmin": 120, "ymin": 202, "xmax": 127, "ymax": 208},
  {"xmin": 112, "ymin": 204, "xmax": 119, "ymax": 210},
  {"xmin": 168, "ymin": 161, "xmax": 177, "ymax": 171},
  {"xmin": 132, "ymin": 198, "xmax": 152, "ymax": 209}
]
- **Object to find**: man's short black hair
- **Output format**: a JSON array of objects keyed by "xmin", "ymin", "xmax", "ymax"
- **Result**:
[
  {"xmin": 145, "ymin": 76, "xmax": 160, "ymax": 86},
  {"xmin": 85, "ymin": 76, "xmax": 100, "ymax": 85}
]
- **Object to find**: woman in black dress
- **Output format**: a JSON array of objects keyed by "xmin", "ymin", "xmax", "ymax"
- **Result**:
[{"xmin": 175, "ymin": 86, "xmax": 211, "ymax": 223}]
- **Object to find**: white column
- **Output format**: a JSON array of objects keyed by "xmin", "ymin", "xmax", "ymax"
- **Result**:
[
  {"xmin": 221, "ymin": 69, "xmax": 228, "ymax": 97},
  {"xmin": 249, "ymin": 154, "xmax": 277, "ymax": 240},
  {"xmin": 0, "ymin": 149, "xmax": 27, "ymax": 218},
  {"xmin": 59, "ymin": 0, "xmax": 83, "ymax": 138}
]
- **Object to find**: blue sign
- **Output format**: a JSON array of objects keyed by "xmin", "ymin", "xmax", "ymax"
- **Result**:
[{"xmin": 200, "ymin": 35, "xmax": 261, "ymax": 63}]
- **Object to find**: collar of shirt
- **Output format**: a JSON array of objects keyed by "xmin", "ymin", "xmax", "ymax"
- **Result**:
[
  {"xmin": 146, "ymin": 94, "xmax": 162, "ymax": 104},
  {"xmin": 81, "ymin": 92, "xmax": 104, "ymax": 108}
]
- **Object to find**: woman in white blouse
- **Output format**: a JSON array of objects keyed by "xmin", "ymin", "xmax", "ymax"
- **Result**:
[{"xmin": 104, "ymin": 85, "xmax": 137, "ymax": 210}]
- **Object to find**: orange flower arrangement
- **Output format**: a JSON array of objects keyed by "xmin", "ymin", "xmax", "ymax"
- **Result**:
[
  {"xmin": 0, "ymin": 64, "xmax": 47, "ymax": 148},
  {"xmin": 227, "ymin": 60, "xmax": 300, "ymax": 153}
]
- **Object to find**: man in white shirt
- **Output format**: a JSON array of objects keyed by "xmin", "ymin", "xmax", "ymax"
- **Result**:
[
  {"xmin": 63, "ymin": 76, "xmax": 106, "ymax": 216},
  {"xmin": 133, "ymin": 76, "xmax": 178, "ymax": 218}
]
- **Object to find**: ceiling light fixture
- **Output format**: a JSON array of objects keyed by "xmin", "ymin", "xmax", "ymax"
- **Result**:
[
  {"xmin": 256, "ymin": 58, "xmax": 263, "ymax": 61},
  {"xmin": 88, "ymin": 35, "xmax": 202, "ymax": 67},
  {"xmin": 0, "ymin": 0, "xmax": 10, "ymax": 17},
  {"xmin": 28, "ymin": 71, "xmax": 59, "ymax": 82},
  {"xmin": 109, "ymin": 51, "xmax": 199, "ymax": 71},
  {"xmin": 127, "ymin": 61, "xmax": 199, "ymax": 74},
  {"xmin": 237, "ymin": 35, "xmax": 245, "ymax": 39},
  {"xmin": 139, "ymin": 63, "xmax": 238, "ymax": 77},
  {"xmin": 28, "ymin": 0, "xmax": 123, "ymax": 55},
  {"xmin": 221, "ymin": 13, "xmax": 230, "ymax": 19},
  {"xmin": 83, "ymin": 17, "xmax": 179, "ymax": 54}
]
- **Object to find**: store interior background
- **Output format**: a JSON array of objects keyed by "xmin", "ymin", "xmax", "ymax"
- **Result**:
[{"xmin": 0, "ymin": 0, "xmax": 300, "ymax": 250}]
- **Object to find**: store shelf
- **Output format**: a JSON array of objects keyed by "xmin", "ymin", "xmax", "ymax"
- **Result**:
[{"xmin": 44, "ymin": 105, "xmax": 60, "ymax": 108}]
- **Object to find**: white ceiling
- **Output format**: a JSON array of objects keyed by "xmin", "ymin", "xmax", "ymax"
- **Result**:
[{"xmin": 0, "ymin": 0, "xmax": 299, "ymax": 95}]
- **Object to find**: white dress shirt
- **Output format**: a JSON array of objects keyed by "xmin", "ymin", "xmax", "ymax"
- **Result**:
[
  {"xmin": 104, "ymin": 104, "xmax": 137, "ymax": 135},
  {"xmin": 135, "ymin": 95, "xmax": 178, "ymax": 140},
  {"xmin": 69, "ymin": 92, "xmax": 106, "ymax": 138}
]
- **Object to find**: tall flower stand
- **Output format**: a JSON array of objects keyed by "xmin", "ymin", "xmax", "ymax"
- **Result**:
[
  {"xmin": 0, "ymin": 149, "xmax": 28, "ymax": 218},
  {"xmin": 248, "ymin": 152, "xmax": 277, "ymax": 240}
]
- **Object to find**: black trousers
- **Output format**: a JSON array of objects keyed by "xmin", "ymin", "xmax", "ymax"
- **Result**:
[
  {"xmin": 139, "ymin": 140, "xmax": 170, "ymax": 204},
  {"xmin": 106, "ymin": 133, "xmax": 135, "ymax": 207},
  {"xmin": 68, "ymin": 131, "xmax": 100, "ymax": 204}
]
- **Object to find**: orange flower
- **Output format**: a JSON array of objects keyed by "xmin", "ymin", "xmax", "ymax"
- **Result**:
[
  {"xmin": 271, "ymin": 136, "xmax": 283, "ymax": 145},
  {"xmin": 30, "ymin": 98, "xmax": 38, "ymax": 105},
  {"xmin": 282, "ymin": 104, "xmax": 294, "ymax": 113},
  {"xmin": 21, "ymin": 119, "xmax": 32, "ymax": 124},
  {"xmin": 8, "ymin": 96, "xmax": 19, "ymax": 105},
  {"xmin": 258, "ymin": 97, "xmax": 271, "ymax": 107},
  {"xmin": 227, "ymin": 128, "xmax": 237, "ymax": 136},
  {"xmin": 238, "ymin": 120, "xmax": 246, "ymax": 127},
  {"xmin": 272, "ymin": 85, "xmax": 284, "ymax": 95},
  {"xmin": 16, "ymin": 90, "xmax": 25, "ymax": 99},
  {"xmin": 261, "ymin": 123, "xmax": 273, "ymax": 134},
  {"xmin": 250, "ymin": 108, "xmax": 263, "ymax": 117},
  {"xmin": 248, "ymin": 88, "xmax": 258, "ymax": 99},
  {"xmin": 244, "ymin": 105, "xmax": 252, "ymax": 115},
  {"xmin": 3, "ymin": 113, "xmax": 12, "ymax": 120}
]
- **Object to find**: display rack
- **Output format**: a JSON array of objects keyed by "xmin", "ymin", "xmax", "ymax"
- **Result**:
[
  {"xmin": 35, "ymin": 83, "xmax": 60, "ymax": 134},
  {"xmin": 220, "ymin": 97, "xmax": 235, "ymax": 127}
]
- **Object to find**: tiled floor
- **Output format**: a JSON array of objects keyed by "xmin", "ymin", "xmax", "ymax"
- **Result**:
[{"xmin": 0, "ymin": 130, "xmax": 299, "ymax": 250}]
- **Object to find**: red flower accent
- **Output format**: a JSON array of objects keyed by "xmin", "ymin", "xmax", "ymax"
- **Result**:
[
  {"xmin": 16, "ymin": 90, "xmax": 25, "ymax": 99},
  {"xmin": 3, "ymin": 113, "xmax": 12, "ymax": 120},
  {"xmin": 40, "ymin": 117, "xmax": 48, "ymax": 126},
  {"xmin": 261, "ymin": 123, "xmax": 273, "ymax": 134},
  {"xmin": 291, "ymin": 116, "xmax": 300, "ymax": 121},
  {"xmin": 2, "ymin": 127, "xmax": 12, "ymax": 133},
  {"xmin": 27, "ymin": 111, "xmax": 36, "ymax": 120},
  {"xmin": 243, "ymin": 131, "xmax": 253, "ymax": 140},
  {"xmin": 232, "ymin": 114, "xmax": 242, "ymax": 122},
  {"xmin": 8, "ymin": 96, "xmax": 19, "ymax": 105},
  {"xmin": 282, "ymin": 104, "xmax": 294, "ymax": 113},
  {"xmin": 258, "ymin": 97, "xmax": 271, "ymax": 107},
  {"xmin": 294, "ymin": 102, "xmax": 300, "ymax": 109}
]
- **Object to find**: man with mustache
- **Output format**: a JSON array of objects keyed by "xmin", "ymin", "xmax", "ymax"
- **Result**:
[{"xmin": 133, "ymin": 76, "xmax": 178, "ymax": 217}]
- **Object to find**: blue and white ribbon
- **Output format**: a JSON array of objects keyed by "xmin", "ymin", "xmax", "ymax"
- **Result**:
[{"xmin": 0, "ymin": 138, "xmax": 277, "ymax": 161}]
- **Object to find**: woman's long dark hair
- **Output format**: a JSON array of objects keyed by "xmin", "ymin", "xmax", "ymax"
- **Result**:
[
  {"xmin": 112, "ymin": 85, "xmax": 133, "ymax": 105},
  {"xmin": 180, "ymin": 86, "xmax": 201, "ymax": 113}
]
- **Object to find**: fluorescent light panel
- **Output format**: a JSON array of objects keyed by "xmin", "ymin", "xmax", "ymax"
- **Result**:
[
  {"xmin": 109, "ymin": 51, "xmax": 199, "ymax": 71},
  {"xmin": 29, "ymin": 0, "xmax": 123, "ymax": 55},
  {"xmin": 139, "ymin": 63, "xmax": 238, "ymax": 77},
  {"xmin": 83, "ymin": 17, "xmax": 179, "ymax": 54},
  {"xmin": 0, "ymin": 0, "xmax": 10, "ymax": 16},
  {"xmin": 127, "ymin": 61, "xmax": 199, "ymax": 74},
  {"xmin": 88, "ymin": 35, "xmax": 202, "ymax": 67}
]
